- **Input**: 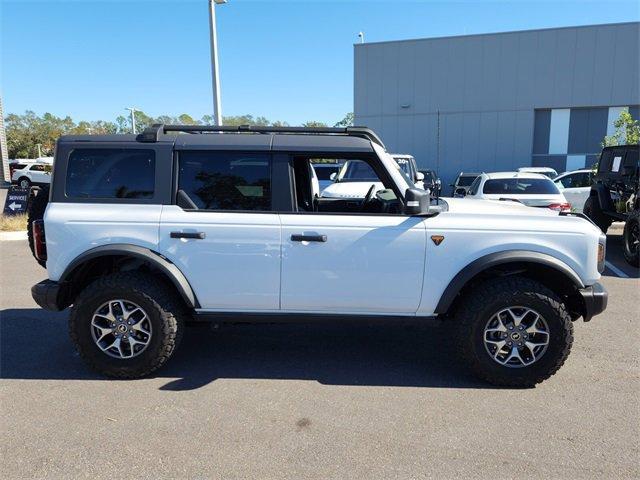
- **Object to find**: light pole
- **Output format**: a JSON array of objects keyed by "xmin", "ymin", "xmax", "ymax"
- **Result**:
[
  {"xmin": 125, "ymin": 107, "xmax": 137, "ymax": 134},
  {"xmin": 209, "ymin": 0, "xmax": 227, "ymax": 126}
]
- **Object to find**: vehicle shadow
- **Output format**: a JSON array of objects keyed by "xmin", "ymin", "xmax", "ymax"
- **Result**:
[{"xmin": 0, "ymin": 308, "xmax": 492, "ymax": 390}]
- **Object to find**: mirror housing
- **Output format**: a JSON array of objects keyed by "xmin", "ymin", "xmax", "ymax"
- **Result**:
[
  {"xmin": 330, "ymin": 172, "xmax": 337, "ymax": 181},
  {"xmin": 404, "ymin": 188, "xmax": 432, "ymax": 215},
  {"xmin": 415, "ymin": 171, "xmax": 425, "ymax": 181}
]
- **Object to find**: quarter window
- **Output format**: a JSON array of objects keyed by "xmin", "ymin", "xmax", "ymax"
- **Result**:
[
  {"xmin": 178, "ymin": 151, "xmax": 271, "ymax": 211},
  {"xmin": 66, "ymin": 149, "xmax": 155, "ymax": 199}
]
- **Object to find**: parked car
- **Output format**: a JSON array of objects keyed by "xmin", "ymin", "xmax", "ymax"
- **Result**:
[
  {"xmin": 311, "ymin": 162, "xmax": 343, "ymax": 192},
  {"xmin": 583, "ymin": 144, "xmax": 639, "ymax": 266},
  {"xmin": 11, "ymin": 162, "xmax": 52, "ymax": 189},
  {"xmin": 321, "ymin": 159, "xmax": 384, "ymax": 199},
  {"xmin": 517, "ymin": 167, "xmax": 558, "ymax": 179},
  {"xmin": 450, "ymin": 172, "xmax": 481, "ymax": 197},
  {"xmin": 419, "ymin": 169, "xmax": 441, "ymax": 196},
  {"xmin": 463, "ymin": 172, "xmax": 571, "ymax": 211},
  {"xmin": 553, "ymin": 169, "xmax": 593, "ymax": 212},
  {"xmin": 29, "ymin": 124, "xmax": 607, "ymax": 387},
  {"xmin": 392, "ymin": 154, "xmax": 425, "ymax": 189}
]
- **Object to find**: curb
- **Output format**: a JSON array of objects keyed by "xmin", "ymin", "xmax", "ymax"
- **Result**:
[{"xmin": 0, "ymin": 230, "xmax": 27, "ymax": 241}]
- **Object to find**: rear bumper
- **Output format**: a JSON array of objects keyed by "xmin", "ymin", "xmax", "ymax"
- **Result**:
[
  {"xmin": 31, "ymin": 279, "xmax": 69, "ymax": 311},
  {"xmin": 579, "ymin": 282, "xmax": 608, "ymax": 322}
]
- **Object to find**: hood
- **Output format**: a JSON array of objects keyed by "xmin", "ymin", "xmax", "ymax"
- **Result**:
[
  {"xmin": 443, "ymin": 197, "xmax": 560, "ymax": 217},
  {"xmin": 321, "ymin": 181, "xmax": 384, "ymax": 199}
]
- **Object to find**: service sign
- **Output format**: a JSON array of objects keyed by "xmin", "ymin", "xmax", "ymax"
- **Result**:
[{"xmin": 3, "ymin": 187, "xmax": 30, "ymax": 216}]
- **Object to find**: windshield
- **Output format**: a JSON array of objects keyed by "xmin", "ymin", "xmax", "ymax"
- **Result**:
[
  {"xmin": 393, "ymin": 157, "xmax": 414, "ymax": 178},
  {"xmin": 483, "ymin": 177, "xmax": 560, "ymax": 195},
  {"xmin": 337, "ymin": 160, "xmax": 378, "ymax": 182},
  {"xmin": 457, "ymin": 174, "xmax": 479, "ymax": 187}
]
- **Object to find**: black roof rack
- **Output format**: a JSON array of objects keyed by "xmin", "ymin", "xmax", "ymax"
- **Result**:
[{"xmin": 137, "ymin": 123, "xmax": 385, "ymax": 148}]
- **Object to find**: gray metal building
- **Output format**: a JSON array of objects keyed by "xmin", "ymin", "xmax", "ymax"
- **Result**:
[{"xmin": 354, "ymin": 22, "xmax": 640, "ymax": 187}]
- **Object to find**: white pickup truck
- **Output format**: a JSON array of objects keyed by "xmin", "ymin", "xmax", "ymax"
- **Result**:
[{"xmin": 29, "ymin": 125, "xmax": 607, "ymax": 387}]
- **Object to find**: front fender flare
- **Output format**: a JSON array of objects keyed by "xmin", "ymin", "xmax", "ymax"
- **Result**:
[
  {"xmin": 60, "ymin": 244, "xmax": 199, "ymax": 308},
  {"xmin": 434, "ymin": 250, "xmax": 584, "ymax": 314}
]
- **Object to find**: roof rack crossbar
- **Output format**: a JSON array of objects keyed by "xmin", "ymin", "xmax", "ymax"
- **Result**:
[{"xmin": 138, "ymin": 123, "xmax": 385, "ymax": 147}]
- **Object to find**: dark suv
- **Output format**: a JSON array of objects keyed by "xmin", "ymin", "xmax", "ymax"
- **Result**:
[{"xmin": 584, "ymin": 144, "xmax": 639, "ymax": 266}]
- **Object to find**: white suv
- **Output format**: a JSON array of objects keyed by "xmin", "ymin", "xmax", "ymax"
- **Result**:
[
  {"xmin": 11, "ymin": 162, "xmax": 52, "ymax": 189},
  {"xmin": 29, "ymin": 125, "xmax": 608, "ymax": 387}
]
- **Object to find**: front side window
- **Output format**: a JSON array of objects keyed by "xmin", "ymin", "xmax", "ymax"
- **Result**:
[
  {"xmin": 30, "ymin": 164, "xmax": 51, "ymax": 173},
  {"xmin": 178, "ymin": 151, "xmax": 271, "ymax": 211},
  {"xmin": 557, "ymin": 172, "xmax": 590, "ymax": 189},
  {"xmin": 483, "ymin": 178, "xmax": 560, "ymax": 195},
  {"xmin": 66, "ymin": 149, "xmax": 155, "ymax": 199}
]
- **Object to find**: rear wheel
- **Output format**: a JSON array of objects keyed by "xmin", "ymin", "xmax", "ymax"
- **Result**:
[
  {"xmin": 455, "ymin": 276, "xmax": 573, "ymax": 387},
  {"xmin": 69, "ymin": 272, "xmax": 187, "ymax": 378},
  {"xmin": 623, "ymin": 210, "xmax": 640, "ymax": 267},
  {"xmin": 584, "ymin": 196, "xmax": 612, "ymax": 233}
]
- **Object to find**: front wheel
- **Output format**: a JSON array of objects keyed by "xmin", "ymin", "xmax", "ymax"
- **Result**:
[
  {"xmin": 18, "ymin": 177, "xmax": 31, "ymax": 189},
  {"xmin": 455, "ymin": 276, "xmax": 573, "ymax": 387},
  {"xmin": 623, "ymin": 210, "xmax": 640, "ymax": 267},
  {"xmin": 69, "ymin": 272, "xmax": 187, "ymax": 378}
]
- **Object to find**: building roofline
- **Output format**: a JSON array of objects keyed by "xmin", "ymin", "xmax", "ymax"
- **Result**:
[{"xmin": 353, "ymin": 21, "xmax": 639, "ymax": 47}]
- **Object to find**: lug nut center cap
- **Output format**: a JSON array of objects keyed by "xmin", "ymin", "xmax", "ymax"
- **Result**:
[{"xmin": 116, "ymin": 324, "xmax": 128, "ymax": 334}]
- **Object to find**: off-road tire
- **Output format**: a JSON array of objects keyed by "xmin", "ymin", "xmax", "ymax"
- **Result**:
[
  {"xmin": 69, "ymin": 272, "xmax": 187, "ymax": 378},
  {"xmin": 455, "ymin": 276, "xmax": 573, "ymax": 388},
  {"xmin": 623, "ymin": 210, "xmax": 640, "ymax": 267},
  {"xmin": 27, "ymin": 185, "xmax": 49, "ymax": 268},
  {"xmin": 583, "ymin": 195, "xmax": 612, "ymax": 233}
]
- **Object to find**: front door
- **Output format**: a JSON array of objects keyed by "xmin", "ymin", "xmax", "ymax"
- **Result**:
[
  {"xmin": 279, "ymin": 214, "xmax": 426, "ymax": 314},
  {"xmin": 159, "ymin": 150, "xmax": 281, "ymax": 311}
]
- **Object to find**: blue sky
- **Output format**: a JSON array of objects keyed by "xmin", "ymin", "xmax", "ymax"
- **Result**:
[{"xmin": 1, "ymin": 0, "xmax": 638, "ymax": 125}]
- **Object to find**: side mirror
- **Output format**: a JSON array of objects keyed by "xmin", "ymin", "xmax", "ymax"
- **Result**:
[
  {"xmin": 415, "ymin": 172, "xmax": 425, "ymax": 181},
  {"xmin": 404, "ymin": 188, "xmax": 432, "ymax": 215},
  {"xmin": 436, "ymin": 179, "xmax": 441, "ymax": 187},
  {"xmin": 330, "ymin": 172, "xmax": 337, "ymax": 181},
  {"xmin": 454, "ymin": 187, "xmax": 467, "ymax": 197}
]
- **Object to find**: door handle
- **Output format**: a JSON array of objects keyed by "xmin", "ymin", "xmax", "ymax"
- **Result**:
[
  {"xmin": 170, "ymin": 232, "xmax": 206, "ymax": 239},
  {"xmin": 291, "ymin": 234, "xmax": 327, "ymax": 242}
]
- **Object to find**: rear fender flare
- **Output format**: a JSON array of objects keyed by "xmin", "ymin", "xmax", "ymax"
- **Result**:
[{"xmin": 60, "ymin": 244, "xmax": 199, "ymax": 308}]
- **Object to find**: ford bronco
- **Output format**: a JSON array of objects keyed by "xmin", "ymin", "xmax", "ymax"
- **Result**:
[{"xmin": 30, "ymin": 125, "xmax": 608, "ymax": 386}]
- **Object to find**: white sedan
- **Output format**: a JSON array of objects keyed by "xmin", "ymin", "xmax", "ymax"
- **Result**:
[
  {"xmin": 463, "ymin": 172, "xmax": 571, "ymax": 211},
  {"xmin": 553, "ymin": 169, "xmax": 593, "ymax": 212}
]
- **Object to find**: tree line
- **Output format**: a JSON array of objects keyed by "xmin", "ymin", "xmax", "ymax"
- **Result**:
[{"xmin": 5, "ymin": 111, "xmax": 355, "ymax": 159}]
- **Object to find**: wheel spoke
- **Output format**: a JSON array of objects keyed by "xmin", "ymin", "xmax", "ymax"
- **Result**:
[
  {"xmin": 504, "ymin": 346, "xmax": 525, "ymax": 365},
  {"xmin": 91, "ymin": 299, "xmax": 152, "ymax": 360}
]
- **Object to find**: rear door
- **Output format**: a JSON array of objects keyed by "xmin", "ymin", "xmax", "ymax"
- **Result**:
[{"xmin": 158, "ymin": 149, "xmax": 281, "ymax": 311}]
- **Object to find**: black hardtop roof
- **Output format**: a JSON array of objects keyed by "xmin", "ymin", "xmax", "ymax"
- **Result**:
[{"xmin": 58, "ymin": 124, "xmax": 383, "ymax": 153}]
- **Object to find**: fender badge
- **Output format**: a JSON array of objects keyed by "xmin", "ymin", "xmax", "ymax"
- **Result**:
[{"xmin": 431, "ymin": 235, "xmax": 444, "ymax": 246}]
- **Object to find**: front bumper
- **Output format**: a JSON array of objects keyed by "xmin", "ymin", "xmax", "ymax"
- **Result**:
[
  {"xmin": 579, "ymin": 282, "xmax": 608, "ymax": 322},
  {"xmin": 31, "ymin": 279, "xmax": 70, "ymax": 311}
]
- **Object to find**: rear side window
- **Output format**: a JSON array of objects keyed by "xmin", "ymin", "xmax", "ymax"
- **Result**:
[
  {"xmin": 178, "ymin": 151, "xmax": 271, "ymax": 211},
  {"xmin": 66, "ymin": 149, "xmax": 155, "ymax": 199},
  {"xmin": 483, "ymin": 178, "xmax": 560, "ymax": 195}
]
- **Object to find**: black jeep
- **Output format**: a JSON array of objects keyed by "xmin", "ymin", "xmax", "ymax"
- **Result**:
[{"xmin": 584, "ymin": 144, "xmax": 639, "ymax": 267}]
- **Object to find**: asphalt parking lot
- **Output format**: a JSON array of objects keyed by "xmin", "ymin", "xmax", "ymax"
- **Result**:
[{"xmin": 0, "ymin": 232, "xmax": 638, "ymax": 479}]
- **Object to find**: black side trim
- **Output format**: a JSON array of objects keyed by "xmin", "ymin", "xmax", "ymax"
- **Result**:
[
  {"xmin": 193, "ymin": 311, "xmax": 438, "ymax": 324},
  {"xmin": 578, "ymin": 282, "xmax": 608, "ymax": 322},
  {"xmin": 434, "ymin": 251, "xmax": 585, "ymax": 314},
  {"xmin": 60, "ymin": 244, "xmax": 199, "ymax": 308}
]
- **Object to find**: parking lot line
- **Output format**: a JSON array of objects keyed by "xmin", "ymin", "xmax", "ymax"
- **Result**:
[{"xmin": 605, "ymin": 260, "xmax": 630, "ymax": 278}]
